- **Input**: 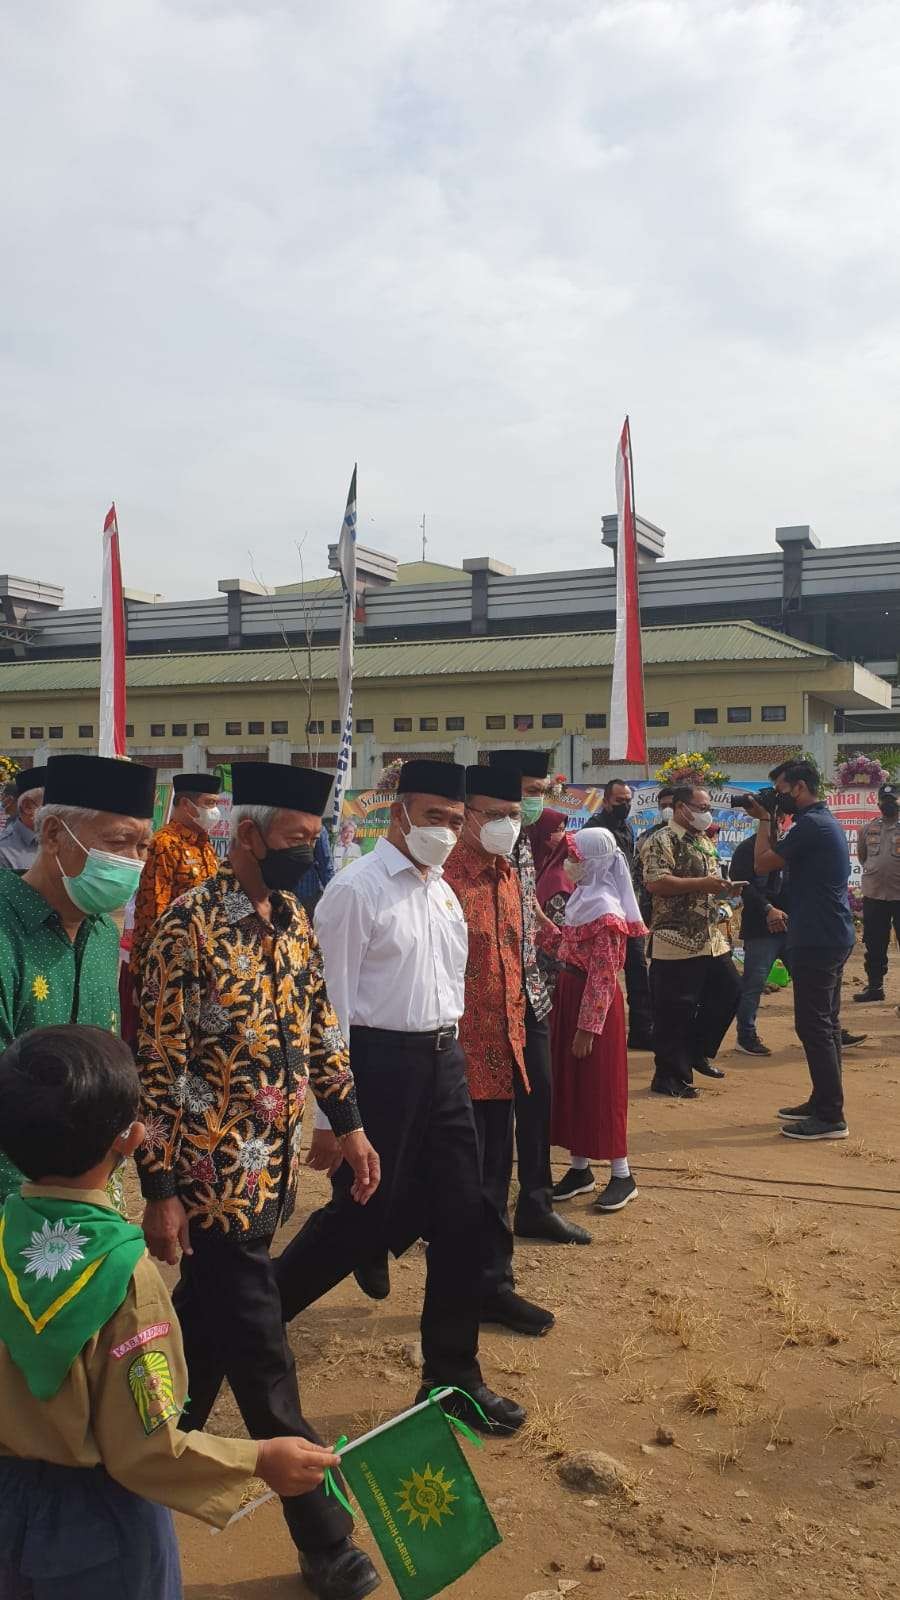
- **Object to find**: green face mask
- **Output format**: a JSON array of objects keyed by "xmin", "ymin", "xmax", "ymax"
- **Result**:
[
  {"xmin": 59, "ymin": 821, "xmax": 144, "ymax": 914},
  {"xmin": 519, "ymin": 795, "xmax": 545, "ymax": 827}
]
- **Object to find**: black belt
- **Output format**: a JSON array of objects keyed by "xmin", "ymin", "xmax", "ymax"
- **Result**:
[{"xmin": 350, "ymin": 1024, "xmax": 459, "ymax": 1052}]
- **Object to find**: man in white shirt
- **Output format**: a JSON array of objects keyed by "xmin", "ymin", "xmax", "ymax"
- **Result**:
[{"xmin": 276, "ymin": 760, "xmax": 526, "ymax": 1437}]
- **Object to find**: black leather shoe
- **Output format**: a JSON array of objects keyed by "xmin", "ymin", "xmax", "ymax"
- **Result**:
[
  {"xmin": 853, "ymin": 987, "xmax": 884, "ymax": 1003},
  {"xmin": 514, "ymin": 1210, "xmax": 592, "ymax": 1245},
  {"xmin": 651, "ymin": 1079, "xmax": 700, "ymax": 1099},
  {"xmin": 416, "ymin": 1381, "xmax": 526, "ymax": 1435},
  {"xmin": 692, "ymin": 1058, "xmax": 726, "ymax": 1079},
  {"xmin": 353, "ymin": 1255, "xmax": 391, "ymax": 1301},
  {"xmin": 481, "ymin": 1289, "xmax": 555, "ymax": 1336},
  {"xmin": 300, "ymin": 1538, "xmax": 381, "ymax": 1600}
]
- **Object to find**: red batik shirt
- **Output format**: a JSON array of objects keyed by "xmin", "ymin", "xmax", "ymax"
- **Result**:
[{"xmin": 443, "ymin": 836, "xmax": 528, "ymax": 1101}]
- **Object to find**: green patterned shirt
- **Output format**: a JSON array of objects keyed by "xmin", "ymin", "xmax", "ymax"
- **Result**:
[{"xmin": 0, "ymin": 870, "xmax": 123, "ymax": 1204}]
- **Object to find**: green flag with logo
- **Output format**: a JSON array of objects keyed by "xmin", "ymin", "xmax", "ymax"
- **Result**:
[{"xmin": 331, "ymin": 1392, "xmax": 501, "ymax": 1600}]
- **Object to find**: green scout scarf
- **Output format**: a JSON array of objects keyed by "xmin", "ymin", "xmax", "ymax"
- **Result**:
[{"xmin": 0, "ymin": 1193, "xmax": 146, "ymax": 1399}]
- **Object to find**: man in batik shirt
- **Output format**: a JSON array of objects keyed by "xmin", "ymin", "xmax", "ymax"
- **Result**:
[
  {"xmin": 443, "ymin": 766, "xmax": 557, "ymax": 1336},
  {"xmin": 136, "ymin": 762, "xmax": 381, "ymax": 1600},
  {"xmin": 487, "ymin": 748, "xmax": 590, "ymax": 1245},
  {"xmin": 129, "ymin": 771, "xmax": 222, "ymax": 983}
]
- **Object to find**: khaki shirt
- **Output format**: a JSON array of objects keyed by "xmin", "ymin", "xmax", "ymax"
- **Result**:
[
  {"xmin": 0, "ymin": 1184, "xmax": 257, "ymax": 1528},
  {"xmin": 858, "ymin": 816, "xmax": 900, "ymax": 902},
  {"xmin": 642, "ymin": 822, "xmax": 731, "ymax": 960}
]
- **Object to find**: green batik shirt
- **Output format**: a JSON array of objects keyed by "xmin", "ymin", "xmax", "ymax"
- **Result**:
[{"xmin": 0, "ymin": 871, "xmax": 124, "ymax": 1209}]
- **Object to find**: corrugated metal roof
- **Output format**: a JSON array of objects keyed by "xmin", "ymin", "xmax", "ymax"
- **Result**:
[{"xmin": 0, "ymin": 622, "xmax": 834, "ymax": 696}]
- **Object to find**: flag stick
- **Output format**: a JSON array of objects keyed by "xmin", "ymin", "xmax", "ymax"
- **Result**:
[{"xmin": 625, "ymin": 416, "xmax": 651, "ymax": 781}]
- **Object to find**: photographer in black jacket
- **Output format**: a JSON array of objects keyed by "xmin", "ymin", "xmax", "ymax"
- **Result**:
[{"xmin": 729, "ymin": 830, "xmax": 790, "ymax": 1056}]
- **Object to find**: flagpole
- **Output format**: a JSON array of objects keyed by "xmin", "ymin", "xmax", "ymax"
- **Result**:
[
  {"xmin": 624, "ymin": 418, "xmax": 650, "ymax": 781},
  {"xmin": 331, "ymin": 466, "xmax": 358, "ymax": 833}
]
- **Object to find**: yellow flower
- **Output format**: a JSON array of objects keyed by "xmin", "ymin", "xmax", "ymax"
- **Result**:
[{"xmin": 32, "ymin": 974, "xmax": 50, "ymax": 1002}]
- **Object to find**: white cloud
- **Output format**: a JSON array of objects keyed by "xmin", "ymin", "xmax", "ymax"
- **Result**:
[{"xmin": 1, "ymin": 0, "xmax": 898, "ymax": 602}]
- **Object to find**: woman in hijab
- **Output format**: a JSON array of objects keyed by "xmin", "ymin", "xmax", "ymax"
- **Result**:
[
  {"xmin": 531, "ymin": 807, "xmax": 568, "ymax": 880},
  {"xmin": 543, "ymin": 826, "xmax": 646, "ymax": 1213}
]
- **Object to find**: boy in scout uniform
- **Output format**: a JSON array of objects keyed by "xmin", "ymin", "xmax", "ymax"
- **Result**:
[{"xmin": 0, "ymin": 1024, "xmax": 347, "ymax": 1600}]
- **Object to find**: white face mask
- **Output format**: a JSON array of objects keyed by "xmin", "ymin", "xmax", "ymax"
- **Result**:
[
  {"xmin": 401, "ymin": 804, "xmax": 458, "ymax": 869},
  {"xmin": 563, "ymin": 858, "xmax": 589, "ymax": 883},
  {"xmin": 478, "ymin": 815, "xmax": 521, "ymax": 857},
  {"xmin": 660, "ymin": 806, "xmax": 674, "ymax": 823},
  {"xmin": 197, "ymin": 805, "xmax": 221, "ymax": 830},
  {"xmin": 687, "ymin": 808, "xmax": 714, "ymax": 832}
]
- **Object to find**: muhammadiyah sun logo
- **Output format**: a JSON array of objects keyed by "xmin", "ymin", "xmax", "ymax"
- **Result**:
[{"xmin": 396, "ymin": 1463, "xmax": 458, "ymax": 1530}]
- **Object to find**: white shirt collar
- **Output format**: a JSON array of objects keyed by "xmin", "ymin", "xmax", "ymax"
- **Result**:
[{"xmin": 374, "ymin": 836, "xmax": 443, "ymax": 881}]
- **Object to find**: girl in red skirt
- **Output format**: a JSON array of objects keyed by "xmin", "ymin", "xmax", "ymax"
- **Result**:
[{"xmin": 542, "ymin": 825, "xmax": 646, "ymax": 1214}]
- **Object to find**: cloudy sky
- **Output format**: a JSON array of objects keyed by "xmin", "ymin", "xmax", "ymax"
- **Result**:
[{"xmin": 2, "ymin": 1, "xmax": 898, "ymax": 604}]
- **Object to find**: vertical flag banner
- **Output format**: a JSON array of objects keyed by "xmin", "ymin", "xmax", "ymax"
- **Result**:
[
  {"xmin": 609, "ymin": 418, "xmax": 648, "ymax": 765},
  {"xmin": 99, "ymin": 504, "xmax": 127, "ymax": 758},
  {"xmin": 332, "ymin": 466, "xmax": 357, "ymax": 829},
  {"xmin": 333, "ymin": 1394, "xmax": 501, "ymax": 1600}
]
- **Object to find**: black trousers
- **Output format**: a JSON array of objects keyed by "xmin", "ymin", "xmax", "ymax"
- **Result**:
[
  {"xmin": 174, "ymin": 1227, "xmax": 352, "ymax": 1556},
  {"xmin": 474, "ymin": 1098, "xmax": 515, "ymax": 1298},
  {"xmin": 513, "ymin": 1006, "xmax": 554, "ymax": 1226},
  {"xmin": 650, "ymin": 953, "xmax": 741, "ymax": 1089},
  {"xmin": 276, "ymin": 1030, "xmax": 482, "ymax": 1390},
  {"xmin": 624, "ymin": 936, "xmax": 654, "ymax": 1045},
  {"xmin": 790, "ymin": 945, "xmax": 850, "ymax": 1123},
  {"xmin": 862, "ymin": 898, "xmax": 900, "ymax": 985}
]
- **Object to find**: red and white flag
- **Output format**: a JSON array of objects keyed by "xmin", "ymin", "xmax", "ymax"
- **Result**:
[
  {"xmin": 609, "ymin": 418, "xmax": 647, "ymax": 764},
  {"xmin": 99, "ymin": 504, "xmax": 127, "ymax": 758}
]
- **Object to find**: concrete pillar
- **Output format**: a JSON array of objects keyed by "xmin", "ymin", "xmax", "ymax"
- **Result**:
[
  {"xmin": 570, "ymin": 734, "xmax": 590, "ymax": 783},
  {"xmin": 453, "ymin": 736, "xmax": 479, "ymax": 767},
  {"xmin": 268, "ymin": 739, "xmax": 292, "ymax": 766},
  {"xmin": 180, "ymin": 741, "xmax": 207, "ymax": 773},
  {"xmin": 357, "ymin": 736, "xmax": 380, "ymax": 789}
]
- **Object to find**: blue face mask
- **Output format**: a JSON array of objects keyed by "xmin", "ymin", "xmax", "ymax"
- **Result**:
[{"xmin": 59, "ymin": 820, "xmax": 144, "ymax": 914}]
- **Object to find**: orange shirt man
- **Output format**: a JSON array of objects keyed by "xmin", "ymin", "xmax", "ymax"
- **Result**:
[
  {"xmin": 129, "ymin": 773, "xmax": 222, "ymax": 983},
  {"xmin": 442, "ymin": 765, "xmax": 554, "ymax": 1339}
]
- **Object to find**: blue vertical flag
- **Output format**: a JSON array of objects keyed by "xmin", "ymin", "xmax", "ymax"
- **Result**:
[{"xmin": 332, "ymin": 466, "xmax": 357, "ymax": 830}]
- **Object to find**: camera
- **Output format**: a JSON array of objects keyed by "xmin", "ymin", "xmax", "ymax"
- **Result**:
[{"xmin": 730, "ymin": 786, "xmax": 777, "ymax": 812}]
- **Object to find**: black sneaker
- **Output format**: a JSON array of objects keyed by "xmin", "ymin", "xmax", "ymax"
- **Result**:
[
  {"xmin": 552, "ymin": 1165, "xmax": 596, "ymax": 1201},
  {"xmin": 481, "ymin": 1288, "xmax": 555, "ymax": 1336},
  {"xmin": 300, "ymin": 1539, "xmax": 381, "ymax": 1600},
  {"xmin": 594, "ymin": 1174, "xmax": 638, "ymax": 1213},
  {"xmin": 651, "ymin": 1079, "xmax": 700, "ymax": 1099},
  {"xmin": 841, "ymin": 1029, "xmax": 867, "ymax": 1047},
  {"xmin": 781, "ymin": 1116, "xmax": 849, "ymax": 1141},
  {"xmin": 736, "ymin": 1034, "xmax": 771, "ymax": 1057},
  {"xmin": 853, "ymin": 987, "xmax": 884, "ymax": 1003},
  {"xmin": 776, "ymin": 1100, "xmax": 814, "ymax": 1120}
]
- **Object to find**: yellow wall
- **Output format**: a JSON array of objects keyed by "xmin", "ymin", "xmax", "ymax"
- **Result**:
[{"xmin": 1, "ymin": 660, "xmax": 831, "ymax": 755}]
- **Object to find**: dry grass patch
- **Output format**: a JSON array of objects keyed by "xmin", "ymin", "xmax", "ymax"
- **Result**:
[
  {"xmin": 681, "ymin": 1364, "xmax": 761, "ymax": 1424},
  {"xmin": 755, "ymin": 1210, "xmax": 820, "ymax": 1248},
  {"xmin": 759, "ymin": 1269, "xmax": 845, "ymax": 1347},
  {"xmin": 620, "ymin": 1371, "xmax": 658, "ymax": 1405},
  {"xmin": 858, "ymin": 1329, "xmax": 899, "ymax": 1376},
  {"xmin": 517, "ymin": 1386, "xmax": 583, "ymax": 1462},
  {"xmin": 648, "ymin": 1289, "xmax": 722, "ymax": 1350},
  {"xmin": 827, "ymin": 1380, "xmax": 880, "ymax": 1436},
  {"xmin": 842, "ymin": 1137, "xmax": 897, "ymax": 1165},
  {"xmin": 493, "ymin": 1339, "xmax": 542, "ymax": 1377}
]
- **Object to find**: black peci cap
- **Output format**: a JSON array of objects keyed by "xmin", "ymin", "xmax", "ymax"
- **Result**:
[
  {"xmin": 397, "ymin": 760, "xmax": 466, "ymax": 802},
  {"xmin": 231, "ymin": 762, "xmax": 334, "ymax": 816},
  {"xmin": 465, "ymin": 765, "xmax": 522, "ymax": 802},
  {"xmin": 43, "ymin": 755, "xmax": 156, "ymax": 819},
  {"xmin": 15, "ymin": 766, "xmax": 47, "ymax": 796},
  {"xmin": 172, "ymin": 772, "xmax": 223, "ymax": 796},
  {"xmin": 879, "ymin": 783, "xmax": 898, "ymax": 802},
  {"xmin": 488, "ymin": 748, "xmax": 551, "ymax": 779}
]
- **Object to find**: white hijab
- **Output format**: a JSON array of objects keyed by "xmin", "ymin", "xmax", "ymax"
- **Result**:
[{"xmin": 564, "ymin": 825, "xmax": 643, "ymax": 929}]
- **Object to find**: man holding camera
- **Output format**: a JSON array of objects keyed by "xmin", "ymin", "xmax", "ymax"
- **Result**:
[
  {"xmin": 642, "ymin": 784, "xmax": 743, "ymax": 1097},
  {"xmin": 747, "ymin": 760, "xmax": 854, "ymax": 1141}
]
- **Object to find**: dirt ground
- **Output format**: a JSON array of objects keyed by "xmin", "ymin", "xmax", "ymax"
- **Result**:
[{"xmin": 171, "ymin": 945, "xmax": 900, "ymax": 1600}]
